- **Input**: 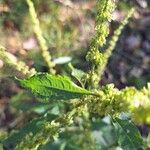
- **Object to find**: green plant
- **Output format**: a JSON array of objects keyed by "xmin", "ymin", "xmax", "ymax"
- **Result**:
[{"xmin": 0, "ymin": 0, "xmax": 150, "ymax": 149}]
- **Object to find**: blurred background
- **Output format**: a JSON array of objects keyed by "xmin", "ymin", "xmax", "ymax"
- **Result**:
[{"xmin": 0, "ymin": 0, "xmax": 149, "ymax": 136}]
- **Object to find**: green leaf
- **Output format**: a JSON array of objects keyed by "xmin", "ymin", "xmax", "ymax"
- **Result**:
[
  {"xmin": 91, "ymin": 117, "xmax": 118, "ymax": 150},
  {"xmin": 68, "ymin": 63, "xmax": 86, "ymax": 87},
  {"xmin": 112, "ymin": 117, "xmax": 143, "ymax": 150},
  {"xmin": 3, "ymin": 114, "xmax": 57, "ymax": 149},
  {"xmin": 39, "ymin": 126, "xmax": 98, "ymax": 150},
  {"xmin": 16, "ymin": 73, "xmax": 93, "ymax": 100},
  {"xmin": 38, "ymin": 141, "xmax": 65, "ymax": 150},
  {"xmin": 11, "ymin": 92, "xmax": 63, "ymax": 114}
]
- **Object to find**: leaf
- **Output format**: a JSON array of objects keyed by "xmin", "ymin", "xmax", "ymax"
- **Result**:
[
  {"xmin": 39, "ymin": 126, "xmax": 98, "ymax": 150},
  {"xmin": 38, "ymin": 141, "xmax": 65, "ymax": 150},
  {"xmin": 11, "ymin": 92, "xmax": 63, "ymax": 114},
  {"xmin": 68, "ymin": 63, "xmax": 86, "ymax": 87},
  {"xmin": 3, "ymin": 114, "xmax": 57, "ymax": 149},
  {"xmin": 112, "ymin": 117, "xmax": 143, "ymax": 150},
  {"xmin": 16, "ymin": 73, "xmax": 93, "ymax": 100},
  {"xmin": 40, "ymin": 117, "xmax": 118, "ymax": 150},
  {"xmin": 91, "ymin": 117, "xmax": 117, "ymax": 149}
]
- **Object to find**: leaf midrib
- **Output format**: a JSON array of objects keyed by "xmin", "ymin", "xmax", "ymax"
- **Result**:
[{"xmin": 114, "ymin": 118, "xmax": 137, "ymax": 149}]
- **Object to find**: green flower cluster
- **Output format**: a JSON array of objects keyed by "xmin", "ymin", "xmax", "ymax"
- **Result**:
[
  {"xmin": 99, "ymin": 8, "xmax": 135, "ymax": 77},
  {"xmin": 86, "ymin": 0, "xmax": 115, "ymax": 62},
  {"xmin": 15, "ymin": 122, "xmax": 59, "ymax": 150},
  {"xmin": 86, "ymin": 1, "xmax": 134, "ymax": 89},
  {"xmin": 26, "ymin": 0, "xmax": 55, "ymax": 74},
  {"xmin": 86, "ymin": 0, "xmax": 116, "ymax": 88},
  {"xmin": 124, "ymin": 84, "xmax": 150, "ymax": 124},
  {"xmin": 84, "ymin": 83, "xmax": 150, "ymax": 124},
  {"xmin": 95, "ymin": 0, "xmax": 116, "ymax": 47},
  {"xmin": 15, "ymin": 105, "xmax": 87, "ymax": 149},
  {"xmin": 14, "ymin": 83, "xmax": 150, "ymax": 149},
  {"xmin": 0, "ymin": 46, "xmax": 36, "ymax": 76},
  {"xmin": 85, "ymin": 84, "xmax": 129, "ymax": 116}
]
